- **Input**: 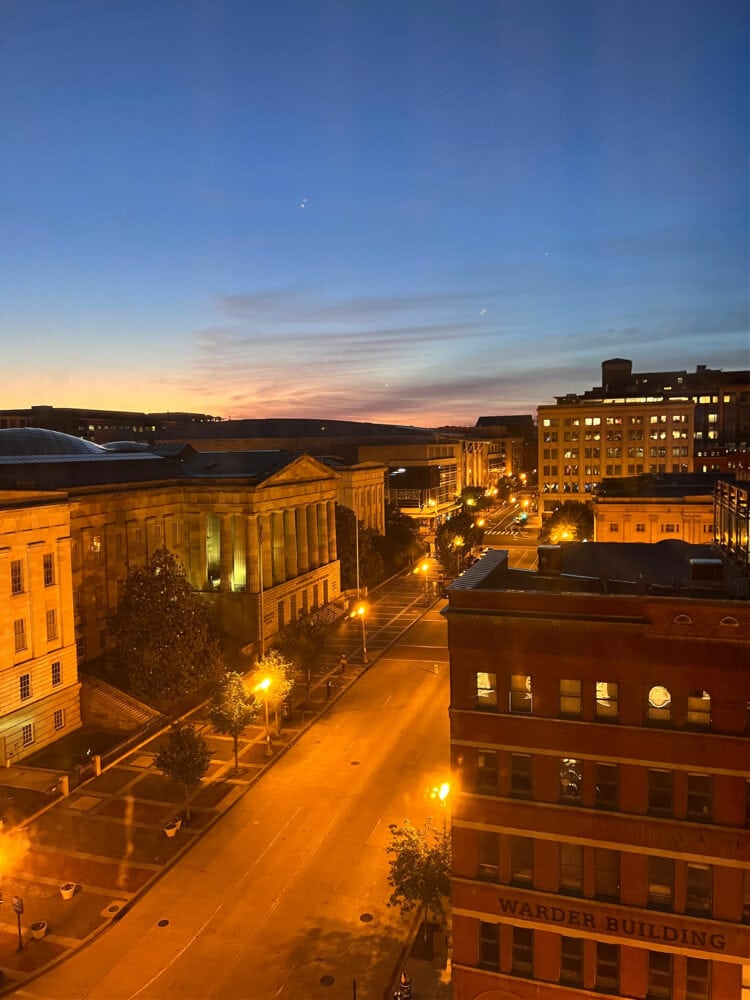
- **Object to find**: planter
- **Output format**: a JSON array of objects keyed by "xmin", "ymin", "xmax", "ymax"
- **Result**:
[
  {"xmin": 60, "ymin": 882, "xmax": 76, "ymax": 900},
  {"xmin": 30, "ymin": 920, "xmax": 47, "ymax": 940},
  {"xmin": 164, "ymin": 818, "xmax": 182, "ymax": 838}
]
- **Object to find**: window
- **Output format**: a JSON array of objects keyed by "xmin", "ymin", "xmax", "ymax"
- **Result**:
[
  {"xmin": 595, "ymin": 763, "xmax": 619, "ymax": 809},
  {"xmin": 11, "ymin": 559, "xmax": 24, "ymax": 594},
  {"xmin": 43, "ymin": 553, "xmax": 55, "ymax": 586},
  {"xmin": 13, "ymin": 618, "xmax": 26, "ymax": 652},
  {"xmin": 559, "ymin": 678, "xmax": 581, "ymax": 717},
  {"xmin": 76, "ymin": 636, "xmax": 86, "ymax": 660},
  {"xmin": 475, "ymin": 671, "xmax": 497, "ymax": 710},
  {"xmin": 635, "ymin": 522, "xmax": 646, "ymax": 533},
  {"xmin": 19, "ymin": 674, "xmax": 31, "ymax": 701},
  {"xmin": 744, "ymin": 869, "xmax": 750, "ymax": 922},
  {"xmin": 608, "ymin": 523, "xmax": 619, "ymax": 533},
  {"xmin": 685, "ymin": 958, "xmax": 710, "ymax": 1000},
  {"xmin": 559, "ymin": 758, "xmax": 582, "ymax": 803},
  {"xmin": 687, "ymin": 690, "xmax": 711, "ymax": 727},
  {"xmin": 512, "ymin": 927, "xmax": 533, "ymax": 976},
  {"xmin": 560, "ymin": 936, "xmax": 583, "ymax": 987},
  {"xmin": 647, "ymin": 685, "xmax": 671, "ymax": 724},
  {"xmin": 647, "ymin": 950, "xmax": 673, "ymax": 999},
  {"xmin": 595, "ymin": 848, "xmax": 620, "ymax": 900},
  {"xmin": 510, "ymin": 836, "xmax": 533, "ymax": 885},
  {"xmin": 595, "ymin": 681, "xmax": 618, "ymax": 720},
  {"xmin": 686, "ymin": 773, "xmax": 712, "ymax": 821},
  {"xmin": 51, "ymin": 661, "xmax": 62, "ymax": 687},
  {"xmin": 478, "ymin": 922, "xmax": 499, "ymax": 971},
  {"xmin": 46, "ymin": 609, "xmax": 57, "ymax": 642},
  {"xmin": 596, "ymin": 943, "xmax": 619, "ymax": 992},
  {"xmin": 648, "ymin": 856, "xmax": 674, "ymax": 909},
  {"xmin": 686, "ymin": 864, "xmax": 711, "ymax": 915},
  {"xmin": 559, "ymin": 843, "xmax": 582, "ymax": 895},
  {"xmin": 476, "ymin": 831, "xmax": 499, "ymax": 881},
  {"xmin": 53, "ymin": 709, "xmax": 64, "ymax": 731},
  {"xmin": 73, "ymin": 589, "xmax": 83, "ymax": 617},
  {"xmin": 511, "ymin": 753, "xmax": 532, "ymax": 797},
  {"xmin": 91, "ymin": 534, "xmax": 102, "ymax": 558},
  {"xmin": 21, "ymin": 723, "xmax": 33, "ymax": 747},
  {"xmin": 648, "ymin": 769, "xmax": 673, "ymax": 816},
  {"xmin": 509, "ymin": 674, "xmax": 532, "ymax": 713},
  {"xmin": 476, "ymin": 750, "xmax": 498, "ymax": 793}
]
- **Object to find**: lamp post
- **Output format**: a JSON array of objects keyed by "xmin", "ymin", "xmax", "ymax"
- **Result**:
[
  {"xmin": 355, "ymin": 602, "xmax": 368, "ymax": 665},
  {"xmin": 419, "ymin": 560, "xmax": 430, "ymax": 605},
  {"xmin": 430, "ymin": 781, "xmax": 451, "ymax": 833},
  {"xmin": 255, "ymin": 677, "xmax": 273, "ymax": 756},
  {"xmin": 354, "ymin": 513, "xmax": 369, "ymax": 664}
]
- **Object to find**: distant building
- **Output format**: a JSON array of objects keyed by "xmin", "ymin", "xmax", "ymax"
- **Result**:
[
  {"xmin": 715, "ymin": 475, "xmax": 750, "ymax": 578},
  {"xmin": 446, "ymin": 544, "xmax": 750, "ymax": 999},
  {"xmin": 593, "ymin": 473, "xmax": 728, "ymax": 544},
  {"xmin": 537, "ymin": 359, "xmax": 750, "ymax": 521},
  {"xmin": 0, "ymin": 404, "xmax": 221, "ymax": 441},
  {"xmin": 475, "ymin": 414, "xmax": 536, "ymax": 476}
]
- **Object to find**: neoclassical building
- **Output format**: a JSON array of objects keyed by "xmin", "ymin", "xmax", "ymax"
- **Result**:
[{"xmin": 0, "ymin": 429, "xmax": 344, "ymax": 760}]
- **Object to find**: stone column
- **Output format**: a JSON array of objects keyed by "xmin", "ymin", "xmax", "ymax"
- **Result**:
[
  {"xmin": 317, "ymin": 503, "xmax": 327, "ymax": 565},
  {"xmin": 284, "ymin": 508, "xmax": 298, "ymax": 579},
  {"xmin": 307, "ymin": 505, "xmax": 319, "ymax": 569},
  {"xmin": 246, "ymin": 515, "xmax": 260, "ymax": 593},
  {"xmin": 326, "ymin": 500, "xmax": 337, "ymax": 562},
  {"xmin": 219, "ymin": 514, "xmax": 233, "ymax": 591},
  {"xmin": 261, "ymin": 513, "xmax": 273, "ymax": 590},
  {"xmin": 296, "ymin": 506, "xmax": 309, "ymax": 574},
  {"xmin": 272, "ymin": 511, "xmax": 286, "ymax": 585}
]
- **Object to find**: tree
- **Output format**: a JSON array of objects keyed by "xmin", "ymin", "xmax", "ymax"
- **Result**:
[
  {"xmin": 538, "ymin": 500, "xmax": 594, "ymax": 545},
  {"xmin": 435, "ymin": 512, "xmax": 485, "ymax": 578},
  {"xmin": 372, "ymin": 508, "xmax": 424, "ymax": 573},
  {"xmin": 386, "ymin": 818, "xmax": 451, "ymax": 940},
  {"xmin": 247, "ymin": 649, "xmax": 295, "ymax": 734},
  {"xmin": 155, "ymin": 723, "xmax": 212, "ymax": 821},
  {"xmin": 277, "ymin": 612, "xmax": 331, "ymax": 703},
  {"xmin": 108, "ymin": 548, "xmax": 225, "ymax": 709},
  {"xmin": 460, "ymin": 485, "xmax": 492, "ymax": 511},
  {"xmin": 335, "ymin": 503, "xmax": 385, "ymax": 590},
  {"xmin": 207, "ymin": 672, "xmax": 258, "ymax": 771}
]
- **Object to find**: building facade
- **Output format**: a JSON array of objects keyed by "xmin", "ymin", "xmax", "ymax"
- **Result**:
[
  {"xmin": 593, "ymin": 475, "xmax": 724, "ymax": 545},
  {"xmin": 446, "ymin": 546, "xmax": 749, "ymax": 1000}
]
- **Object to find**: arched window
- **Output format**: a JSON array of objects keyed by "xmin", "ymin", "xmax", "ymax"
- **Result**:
[
  {"xmin": 647, "ymin": 685, "xmax": 672, "ymax": 724},
  {"xmin": 720, "ymin": 616, "xmax": 739, "ymax": 628},
  {"xmin": 687, "ymin": 690, "xmax": 711, "ymax": 728},
  {"xmin": 674, "ymin": 614, "xmax": 692, "ymax": 625}
]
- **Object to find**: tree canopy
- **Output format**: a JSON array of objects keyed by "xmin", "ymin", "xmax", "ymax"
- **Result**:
[
  {"xmin": 208, "ymin": 672, "xmax": 258, "ymax": 771},
  {"xmin": 435, "ymin": 511, "xmax": 485, "ymax": 578},
  {"xmin": 276, "ymin": 612, "xmax": 331, "ymax": 702},
  {"xmin": 538, "ymin": 500, "xmax": 594, "ymax": 545},
  {"xmin": 108, "ymin": 548, "xmax": 225, "ymax": 709},
  {"xmin": 155, "ymin": 723, "xmax": 212, "ymax": 821},
  {"xmin": 386, "ymin": 818, "xmax": 451, "ymax": 937},
  {"xmin": 247, "ymin": 649, "xmax": 295, "ymax": 733}
]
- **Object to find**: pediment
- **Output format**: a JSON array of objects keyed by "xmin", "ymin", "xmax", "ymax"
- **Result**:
[{"xmin": 259, "ymin": 453, "xmax": 337, "ymax": 487}]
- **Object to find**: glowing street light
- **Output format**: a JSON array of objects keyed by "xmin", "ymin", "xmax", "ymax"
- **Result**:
[
  {"xmin": 350, "ymin": 601, "xmax": 369, "ymax": 664},
  {"xmin": 429, "ymin": 781, "xmax": 452, "ymax": 832},
  {"xmin": 418, "ymin": 559, "xmax": 430, "ymax": 604},
  {"xmin": 254, "ymin": 677, "xmax": 273, "ymax": 756}
]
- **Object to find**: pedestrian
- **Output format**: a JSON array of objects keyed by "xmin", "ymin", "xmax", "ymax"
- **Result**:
[
  {"xmin": 339, "ymin": 654, "xmax": 347, "ymax": 674},
  {"xmin": 326, "ymin": 678, "xmax": 332, "ymax": 699}
]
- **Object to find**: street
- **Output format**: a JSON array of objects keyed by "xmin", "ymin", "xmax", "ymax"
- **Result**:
[{"xmin": 18, "ymin": 606, "xmax": 450, "ymax": 1000}]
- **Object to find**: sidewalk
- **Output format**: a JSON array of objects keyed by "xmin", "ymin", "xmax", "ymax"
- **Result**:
[
  {"xmin": 386, "ymin": 916, "xmax": 452, "ymax": 1000},
  {"xmin": 0, "ymin": 569, "xmax": 445, "ymax": 996}
]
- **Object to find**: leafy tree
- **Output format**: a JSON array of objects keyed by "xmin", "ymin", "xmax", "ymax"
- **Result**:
[
  {"xmin": 386, "ymin": 818, "xmax": 451, "ymax": 939},
  {"xmin": 155, "ymin": 723, "xmax": 212, "ymax": 821},
  {"xmin": 108, "ymin": 548, "xmax": 225, "ymax": 709},
  {"xmin": 207, "ymin": 672, "xmax": 258, "ymax": 771},
  {"xmin": 247, "ymin": 649, "xmax": 295, "ymax": 734},
  {"xmin": 372, "ymin": 508, "xmax": 424, "ymax": 573},
  {"xmin": 335, "ymin": 504, "xmax": 385, "ymax": 590},
  {"xmin": 277, "ymin": 612, "xmax": 331, "ymax": 703},
  {"xmin": 435, "ymin": 512, "xmax": 485, "ymax": 578},
  {"xmin": 460, "ymin": 485, "xmax": 492, "ymax": 511},
  {"xmin": 538, "ymin": 500, "xmax": 594, "ymax": 545}
]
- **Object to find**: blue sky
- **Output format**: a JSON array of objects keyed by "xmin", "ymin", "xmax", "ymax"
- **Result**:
[{"xmin": 1, "ymin": 0, "xmax": 747, "ymax": 424}]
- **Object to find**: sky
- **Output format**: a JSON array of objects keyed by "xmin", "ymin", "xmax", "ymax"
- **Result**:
[{"xmin": 1, "ymin": 0, "xmax": 748, "ymax": 426}]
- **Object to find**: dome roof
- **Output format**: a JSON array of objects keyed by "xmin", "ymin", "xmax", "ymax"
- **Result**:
[
  {"xmin": 100, "ymin": 441, "xmax": 153, "ymax": 453},
  {"xmin": 0, "ymin": 427, "xmax": 106, "ymax": 457}
]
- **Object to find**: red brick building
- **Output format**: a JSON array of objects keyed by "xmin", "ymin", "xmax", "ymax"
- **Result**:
[{"xmin": 445, "ymin": 544, "xmax": 749, "ymax": 999}]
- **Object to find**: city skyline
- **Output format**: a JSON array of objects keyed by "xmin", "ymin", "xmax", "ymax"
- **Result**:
[{"xmin": 1, "ymin": 0, "xmax": 747, "ymax": 425}]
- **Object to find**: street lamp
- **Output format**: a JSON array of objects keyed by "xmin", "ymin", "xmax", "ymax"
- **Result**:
[
  {"xmin": 351, "ymin": 601, "xmax": 368, "ymax": 665},
  {"xmin": 255, "ymin": 677, "xmax": 273, "ymax": 756},
  {"xmin": 429, "ymin": 781, "xmax": 451, "ymax": 833},
  {"xmin": 419, "ymin": 559, "xmax": 430, "ymax": 604}
]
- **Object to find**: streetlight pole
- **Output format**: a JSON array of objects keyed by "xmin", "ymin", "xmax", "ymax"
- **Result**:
[
  {"xmin": 354, "ymin": 512, "xmax": 369, "ymax": 664},
  {"xmin": 258, "ymin": 520, "xmax": 265, "ymax": 659},
  {"xmin": 256, "ymin": 677, "xmax": 273, "ymax": 756}
]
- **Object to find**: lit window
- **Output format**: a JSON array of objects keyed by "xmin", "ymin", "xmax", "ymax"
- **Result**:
[
  {"xmin": 509, "ymin": 674, "xmax": 532, "ymax": 713},
  {"xmin": 647, "ymin": 685, "xmax": 671, "ymax": 724},
  {"xmin": 595, "ymin": 681, "xmax": 618, "ymax": 720},
  {"xmin": 560, "ymin": 758, "xmax": 582, "ymax": 803},
  {"xmin": 559, "ymin": 678, "xmax": 582, "ymax": 717},
  {"xmin": 687, "ymin": 690, "xmax": 711, "ymax": 727},
  {"xmin": 475, "ymin": 672, "xmax": 497, "ymax": 710}
]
